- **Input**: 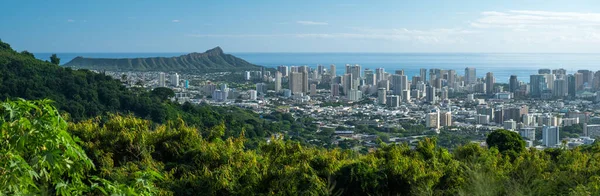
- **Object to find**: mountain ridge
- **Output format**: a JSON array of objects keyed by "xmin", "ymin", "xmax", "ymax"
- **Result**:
[{"xmin": 64, "ymin": 46, "xmax": 262, "ymax": 72}]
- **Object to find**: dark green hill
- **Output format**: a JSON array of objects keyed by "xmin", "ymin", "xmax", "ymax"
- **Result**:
[{"xmin": 63, "ymin": 47, "xmax": 263, "ymax": 72}]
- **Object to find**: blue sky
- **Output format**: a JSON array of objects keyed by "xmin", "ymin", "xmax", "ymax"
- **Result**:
[{"xmin": 2, "ymin": 0, "xmax": 600, "ymax": 52}]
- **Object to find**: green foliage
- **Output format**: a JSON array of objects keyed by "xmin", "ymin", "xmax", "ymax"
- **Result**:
[
  {"xmin": 50, "ymin": 54, "xmax": 60, "ymax": 65},
  {"xmin": 151, "ymin": 87, "xmax": 175, "ymax": 101},
  {"xmin": 486, "ymin": 129, "xmax": 525, "ymax": 157},
  {"xmin": 0, "ymin": 99, "xmax": 159, "ymax": 195}
]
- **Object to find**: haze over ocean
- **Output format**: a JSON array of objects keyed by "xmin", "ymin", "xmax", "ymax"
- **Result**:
[{"xmin": 35, "ymin": 53, "xmax": 600, "ymax": 83}]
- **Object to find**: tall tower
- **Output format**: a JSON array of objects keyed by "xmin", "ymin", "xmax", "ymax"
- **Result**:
[
  {"xmin": 364, "ymin": 69, "xmax": 376, "ymax": 86},
  {"xmin": 378, "ymin": 88, "xmax": 386, "ymax": 105},
  {"xmin": 509, "ymin": 75, "xmax": 518, "ymax": 93},
  {"xmin": 447, "ymin": 70, "xmax": 456, "ymax": 88},
  {"xmin": 465, "ymin": 67, "xmax": 476, "ymax": 85},
  {"xmin": 275, "ymin": 71, "xmax": 282, "ymax": 92},
  {"xmin": 289, "ymin": 72, "xmax": 303, "ymax": 94},
  {"xmin": 426, "ymin": 85, "xmax": 436, "ymax": 103},
  {"xmin": 330, "ymin": 64, "xmax": 336, "ymax": 77},
  {"xmin": 158, "ymin": 72, "xmax": 166, "ymax": 87},
  {"xmin": 302, "ymin": 70, "xmax": 309, "ymax": 93},
  {"xmin": 376, "ymin": 68, "xmax": 385, "ymax": 82},
  {"xmin": 530, "ymin": 74, "xmax": 547, "ymax": 98},
  {"xmin": 485, "ymin": 72, "xmax": 495, "ymax": 95},
  {"xmin": 420, "ymin": 68, "xmax": 427, "ymax": 83}
]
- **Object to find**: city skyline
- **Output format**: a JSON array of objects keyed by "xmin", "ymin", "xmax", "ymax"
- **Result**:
[{"xmin": 3, "ymin": 0, "xmax": 600, "ymax": 53}]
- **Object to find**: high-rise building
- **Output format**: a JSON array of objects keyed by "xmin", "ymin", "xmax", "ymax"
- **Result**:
[
  {"xmin": 485, "ymin": 72, "xmax": 495, "ymax": 94},
  {"xmin": 275, "ymin": 71, "xmax": 282, "ymax": 92},
  {"xmin": 256, "ymin": 83, "xmax": 267, "ymax": 95},
  {"xmin": 575, "ymin": 72, "xmax": 584, "ymax": 90},
  {"xmin": 277, "ymin": 65, "xmax": 289, "ymax": 77},
  {"xmin": 298, "ymin": 65, "xmax": 309, "ymax": 73},
  {"xmin": 477, "ymin": 114, "xmax": 490, "ymax": 125},
  {"xmin": 310, "ymin": 84, "xmax": 317, "ymax": 96},
  {"xmin": 402, "ymin": 90, "xmax": 411, "ymax": 103},
  {"xmin": 465, "ymin": 67, "xmax": 476, "ymax": 84},
  {"xmin": 302, "ymin": 71, "xmax": 309, "ymax": 93},
  {"xmin": 593, "ymin": 71, "xmax": 600, "ymax": 91},
  {"xmin": 345, "ymin": 64, "xmax": 361, "ymax": 81},
  {"xmin": 317, "ymin": 64, "xmax": 325, "ymax": 76},
  {"xmin": 509, "ymin": 75, "xmax": 519, "ymax": 93},
  {"xmin": 245, "ymin": 71, "xmax": 251, "ymax": 80},
  {"xmin": 553, "ymin": 79, "xmax": 567, "ymax": 98},
  {"xmin": 520, "ymin": 127, "xmax": 536, "ymax": 140},
  {"xmin": 158, "ymin": 72, "xmax": 166, "ymax": 87},
  {"xmin": 530, "ymin": 74, "xmax": 547, "ymax": 98},
  {"xmin": 376, "ymin": 68, "xmax": 385, "ymax": 82},
  {"xmin": 330, "ymin": 64, "xmax": 336, "ymax": 77},
  {"xmin": 378, "ymin": 88, "xmax": 387, "ymax": 105},
  {"xmin": 441, "ymin": 112, "xmax": 452, "ymax": 127},
  {"xmin": 386, "ymin": 95, "xmax": 400, "ymax": 107},
  {"xmin": 342, "ymin": 73, "xmax": 353, "ymax": 95},
  {"xmin": 538, "ymin": 69, "xmax": 551, "ymax": 74},
  {"xmin": 347, "ymin": 89, "xmax": 362, "ymax": 101},
  {"xmin": 289, "ymin": 72, "xmax": 303, "ymax": 94},
  {"xmin": 553, "ymin": 68, "xmax": 567, "ymax": 75},
  {"xmin": 391, "ymin": 74, "xmax": 402, "ymax": 95},
  {"xmin": 420, "ymin": 68, "xmax": 427, "ymax": 83},
  {"xmin": 426, "ymin": 111, "xmax": 440, "ymax": 129},
  {"xmin": 426, "ymin": 85, "xmax": 436, "ymax": 103},
  {"xmin": 248, "ymin": 90, "xmax": 257, "ymax": 100},
  {"xmin": 447, "ymin": 70, "xmax": 456, "ymax": 88},
  {"xmin": 364, "ymin": 69, "xmax": 376, "ymax": 86},
  {"xmin": 543, "ymin": 126, "xmax": 560, "ymax": 147},
  {"xmin": 395, "ymin": 70, "xmax": 405, "ymax": 75},
  {"xmin": 440, "ymin": 88, "xmax": 449, "ymax": 100},
  {"xmin": 330, "ymin": 83, "xmax": 340, "ymax": 97},
  {"xmin": 503, "ymin": 120, "xmax": 517, "ymax": 130},
  {"xmin": 377, "ymin": 79, "xmax": 389, "ymax": 91},
  {"xmin": 568, "ymin": 74, "xmax": 576, "ymax": 97},
  {"xmin": 578, "ymin": 70, "xmax": 594, "ymax": 85}
]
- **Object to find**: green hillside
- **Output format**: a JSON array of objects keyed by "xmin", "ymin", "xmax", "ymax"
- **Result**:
[{"xmin": 63, "ymin": 47, "xmax": 263, "ymax": 72}]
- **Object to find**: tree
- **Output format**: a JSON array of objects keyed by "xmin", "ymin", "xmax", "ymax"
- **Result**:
[
  {"xmin": 486, "ymin": 129, "xmax": 525, "ymax": 156},
  {"xmin": 151, "ymin": 87, "xmax": 175, "ymax": 101},
  {"xmin": 50, "ymin": 54, "xmax": 60, "ymax": 65}
]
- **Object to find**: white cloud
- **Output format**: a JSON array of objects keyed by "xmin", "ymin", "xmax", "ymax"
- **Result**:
[
  {"xmin": 67, "ymin": 19, "xmax": 75, "ymax": 22},
  {"xmin": 297, "ymin": 21, "xmax": 328, "ymax": 25},
  {"xmin": 470, "ymin": 10, "xmax": 600, "ymax": 44},
  {"xmin": 172, "ymin": 19, "xmax": 180, "ymax": 23},
  {"xmin": 187, "ymin": 28, "xmax": 474, "ymax": 44}
]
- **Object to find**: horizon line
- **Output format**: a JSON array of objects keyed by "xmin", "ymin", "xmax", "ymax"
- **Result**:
[{"xmin": 32, "ymin": 51, "xmax": 600, "ymax": 54}]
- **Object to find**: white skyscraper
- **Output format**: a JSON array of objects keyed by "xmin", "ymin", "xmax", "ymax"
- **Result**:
[
  {"xmin": 275, "ymin": 71, "xmax": 282, "ymax": 92},
  {"xmin": 170, "ymin": 73, "xmax": 179, "ymax": 87},
  {"xmin": 378, "ymin": 88, "xmax": 386, "ymax": 105},
  {"xmin": 158, "ymin": 72, "xmax": 166, "ymax": 87},
  {"xmin": 543, "ymin": 126, "xmax": 560, "ymax": 147}
]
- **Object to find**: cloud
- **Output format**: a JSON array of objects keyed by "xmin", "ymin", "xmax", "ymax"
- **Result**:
[
  {"xmin": 470, "ymin": 10, "xmax": 600, "ymax": 44},
  {"xmin": 172, "ymin": 19, "xmax": 180, "ymax": 23},
  {"xmin": 187, "ymin": 28, "xmax": 475, "ymax": 44},
  {"xmin": 297, "ymin": 21, "xmax": 328, "ymax": 25},
  {"xmin": 67, "ymin": 19, "xmax": 75, "ymax": 22}
]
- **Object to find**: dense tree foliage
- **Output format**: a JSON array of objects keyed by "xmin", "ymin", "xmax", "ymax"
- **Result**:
[
  {"xmin": 50, "ymin": 54, "xmax": 60, "ymax": 65},
  {"xmin": 486, "ymin": 129, "xmax": 526, "ymax": 158},
  {"xmin": 4, "ymin": 99, "xmax": 600, "ymax": 195}
]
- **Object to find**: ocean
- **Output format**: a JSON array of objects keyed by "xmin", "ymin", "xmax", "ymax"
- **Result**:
[{"xmin": 34, "ymin": 53, "xmax": 600, "ymax": 83}]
